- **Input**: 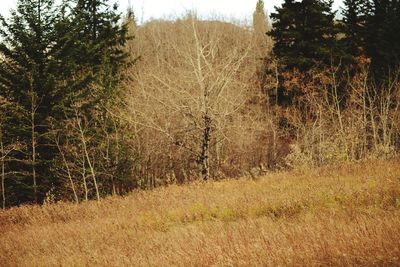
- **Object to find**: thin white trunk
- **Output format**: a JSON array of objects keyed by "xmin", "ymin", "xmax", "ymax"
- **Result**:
[
  {"xmin": 30, "ymin": 86, "xmax": 38, "ymax": 203},
  {"xmin": 1, "ymin": 134, "xmax": 5, "ymax": 209},
  {"xmin": 82, "ymin": 155, "xmax": 88, "ymax": 201},
  {"xmin": 76, "ymin": 114, "xmax": 100, "ymax": 201}
]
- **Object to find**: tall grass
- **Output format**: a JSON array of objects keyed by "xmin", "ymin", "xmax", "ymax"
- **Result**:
[{"xmin": 1, "ymin": 158, "xmax": 399, "ymax": 266}]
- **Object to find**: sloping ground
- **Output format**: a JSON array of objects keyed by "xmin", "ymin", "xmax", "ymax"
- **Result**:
[{"xmin": 1, "ymin": 159, "xmax": 400, "ymax": 266}]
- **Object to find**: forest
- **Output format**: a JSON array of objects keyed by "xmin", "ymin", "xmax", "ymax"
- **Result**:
[
  {"xmin": 0, "ymin": 0, "xmax": 399, "ymax": 208},
  {"xmin": 0, "ymin": 0, "xmax": 400, "ymax": 266}
]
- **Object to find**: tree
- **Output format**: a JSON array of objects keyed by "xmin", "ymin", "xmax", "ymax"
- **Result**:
[
  {"xmin": 0, "ymin": 0, "xmax": 67, "ymax": 203},
  {"xmin": 340, "ymin": 0, "xmax": 367, "ymax": 59},
  {"xmin": 267, "ymin": 0, "xmax": 343, "ymax": 105},
  {"xmin": 125, "ymin": 17, "xmax": 257, "ymax": 182},
  {"xmin": 52, "ymin": 0, "xmax": 135, "ymax": 201},
  {"xmin": 0, "ymin": 0, "xmax": 134, "ymax": 206},
  {"xmin": 364, "ymin": 0, "xmax": 400, "ymax": 80},
  {"xmin": 269, "ymin": 0, "xmax": 338, "ymax": 71},
  {"xmin": 253, "ymin": 0, "xmax": 269, "ymax": 34},
  {"xmin": 253, "ymin": 0, "xmax": 271, "ymax": 57}
]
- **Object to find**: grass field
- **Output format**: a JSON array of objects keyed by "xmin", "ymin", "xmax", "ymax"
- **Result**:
[{"xmin": 1, "ymin": 159, "xmax": 400, "ymax": 266}]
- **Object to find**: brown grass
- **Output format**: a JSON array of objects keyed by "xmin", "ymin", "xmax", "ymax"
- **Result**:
[{"xmin": 1, "ymin": 159, "xmax": 400, "ymax": 266}]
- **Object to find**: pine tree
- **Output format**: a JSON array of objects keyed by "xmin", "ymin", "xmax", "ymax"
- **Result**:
[
  {"xmin": 269, "ymin": 0, "xmax": 338, "ymax": 71},
  {"xmin": 0, "ymin": 0, "xmax": 134, "ymax": 205},
  {"xmin": 56, "ymin": 0, "xmax": 133, "ymax": 200},
  {"xmin": 0, "ymin": 0, "xmax": 68, "ymax": 203},
  {"xmin": 341, "ymin": 0, "xmax": 367, "ymax": 59},
  {"xmin": 364, "ymin": 0, "xmax": 400, "ymax": 80},
  {"xmin": 70, "ymin": 0, "xmax": 129, "ymax": 78},
  {"xmin": 59, "ymin": 0, "xmax": 130, "ymax": 126}
]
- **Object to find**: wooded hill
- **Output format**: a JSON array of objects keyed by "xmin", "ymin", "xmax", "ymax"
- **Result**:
[{"xmin": 0, "ymin": 0, "xmax": 399, "ymax": 207}]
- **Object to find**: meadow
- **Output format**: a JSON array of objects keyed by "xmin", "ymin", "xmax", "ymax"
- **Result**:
[{"xmin": 1, "ymin": 158, "xmax": 399, "ymax": 266}]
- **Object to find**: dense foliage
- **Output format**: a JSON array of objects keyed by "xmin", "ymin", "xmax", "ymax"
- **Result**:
[
  {"xmin": 269, "ymin": 0, "xmax": 400, "ymax": 79},
  {"xmin": 269, "ymin": 0, "xmax": 339, "ymax": 71},
  {"xmin": 0, "ymin": 0, "xmax": 134, "ymax": 207},
  {"xmin": 364, "ymin": 0, "xmax": 400, "ymax": 79}
]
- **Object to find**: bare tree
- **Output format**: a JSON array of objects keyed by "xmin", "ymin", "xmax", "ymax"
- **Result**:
[{"xmin": 123, "ymin": 15, "xmax": 269, "ymax": 182}]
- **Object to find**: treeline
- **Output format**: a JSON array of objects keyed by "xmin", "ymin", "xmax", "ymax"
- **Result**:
[
  {"xmin": 0, "ymin": 0, "xmax": 399, "ymax": 208},
  {"xmin": 266, "ymin": 0, "xmax": 400, "ymax": 168},
  {"xmin": 269, "ymin": 0, "xmax": 400, "ymax": 102}
]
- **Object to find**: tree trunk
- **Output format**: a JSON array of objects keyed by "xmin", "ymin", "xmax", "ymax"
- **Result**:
[
  {"xmin": 82, "ymin": 154, "xmax": 88, "ymax": 201},
  {"xmin": 78, "ymin": 122, "xmax": 100, "ymax": 201},
  {"xmin": 1, "ymin": 135, "xmax": 5, "ymax": 209},
  {"xmin": 200, "ymin": 114, "xmax": 211, "ymax": 181},
  {"xmin": 30, "ymin": 89, "xmax": 38, "ymax": 203}
]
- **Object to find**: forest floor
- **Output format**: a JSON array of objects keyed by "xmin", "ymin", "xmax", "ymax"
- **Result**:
[{"xmin": 1, "ymin": 158, "xmax": 400, "ymax": 266}]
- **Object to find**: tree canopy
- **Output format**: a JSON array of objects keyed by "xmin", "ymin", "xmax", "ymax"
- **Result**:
[{"xmin": 269, "ymin": 0, "xmax": 338, "ymax": 71}]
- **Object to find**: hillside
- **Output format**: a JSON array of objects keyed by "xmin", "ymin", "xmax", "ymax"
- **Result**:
[{"xmin": 1, "ymin": 159, "xmax": 400, "ymax": 266}]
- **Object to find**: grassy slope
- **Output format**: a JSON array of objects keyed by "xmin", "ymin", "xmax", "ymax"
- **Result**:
[{"xmin": 1, "ymin": 159, "xmax": 400, "ymax": 266}]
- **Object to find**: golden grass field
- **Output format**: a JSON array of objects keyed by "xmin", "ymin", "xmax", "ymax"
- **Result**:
[{"xmin": 1, "ymin": 159, "xmax": 400, "ymax": 266}]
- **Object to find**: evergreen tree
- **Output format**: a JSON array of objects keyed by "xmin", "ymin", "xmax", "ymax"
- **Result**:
[
  {"xmin": 52, "ymin": 0, "xmax": 135, "ymax": 201},
  {"xmin": 340, "ymin": 0, "xmax": 367, "ymax": 59},
  {"xmin": 70, "ymin": 0, "xmax": 129, "ymax": 80},
  {"xmin": 0, "ymin": 0, "xmax": 67, "ymax": 203},
  {"xmin": 269, "ymin": 0, "xmax": 338, "ymax": 71},
  {"xmin": 0, "ymin": 0, "xmax": 134, "ymax": 205},
  {"xmin": 0, "ymin": 96, "xmax": 24, "ymax": 208},
  {"xmin": 364, "ymin": 0, "xmax": 400, "ymax": 79}
]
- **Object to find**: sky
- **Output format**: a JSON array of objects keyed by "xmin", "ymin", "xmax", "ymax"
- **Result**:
[{"xmin": 0, "ymin": 0, "xmax": 344, "ymax": 24}]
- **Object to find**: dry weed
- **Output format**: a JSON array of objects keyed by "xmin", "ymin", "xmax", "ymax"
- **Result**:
[{"xmin": 0, "ymin": 158, "xmax": 399, "ymax": 266}]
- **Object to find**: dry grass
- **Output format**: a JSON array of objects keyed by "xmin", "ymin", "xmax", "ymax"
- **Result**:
[{"xmin": 1, "ymin": 159, "xmax": 400, "ymax": 266}]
